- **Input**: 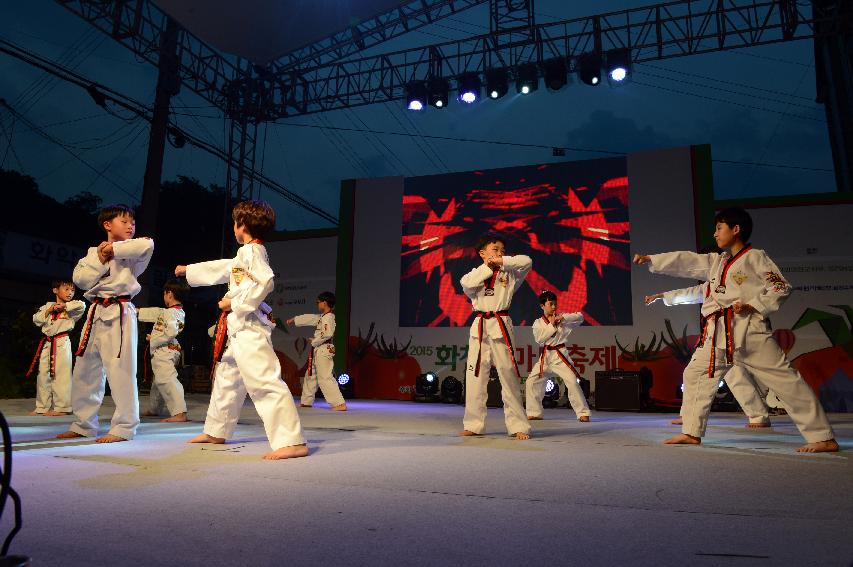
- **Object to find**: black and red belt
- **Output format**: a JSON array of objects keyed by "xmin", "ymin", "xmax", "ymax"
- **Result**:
[
  {"xmin": 697, "ymin": 307, "xmax": 735, "ymax": 377},
  {"xmin": 26, "ymin": 331, "xmax": 70, "ymax": 378},
  {"xmin": 306, "ymin": 340, "xmax": 332, "ymax": 375},
  {"xmin": 538, "ymin": 343, "xmax": 580, "ymax": 377},
  {"xmin": 473, "ymin": 310, "xmax": 520, "ymax": 378},
  {"xmin": 76, "ymin": 296, "xmax": 132, "ymax": 358},
  {"xmin": 142, "ymin": 341, "xmax": 182, "ymax": 382},
  {"xmin": 210, "ymin": 310, "xmax": 230, "ymax": 379}
]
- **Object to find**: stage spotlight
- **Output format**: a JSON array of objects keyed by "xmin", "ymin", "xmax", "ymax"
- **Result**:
[
  {"xmin": 440, "ymin": 376, "xmax": 463, "ymax": 404},
  {"xmin": 405, "ymin": 81, "xmax": 427, "ymax": 111},
  {"xmin": 485, "ymin": 67, "xmax": 509, "ymax": 99},
  {"xmin": 515, "ymin": 62, "xmax": 539, "ymax": 95},
  {"xmin": 543, "ymin": 58, "xmax": 568, "ymax": 91},
  {"xmin": 577, "ymin": 52, "xmax": 602, "ymax": 86},
  {"xmin": 336, "ymin": 372, "xmax": 355, "ymax": 399},
  {"xmin": 415, "ymin": 372, "xmax": 441, "ymax": 402},
  {"xmin": 427, "ymin": 77, "xmax": 449, "ymax": 108},
  {"xmin": 457, "ymin": 73, "xmax": 481, "ymax": 104},
  {"xmin": 542, "ymin": 377, "xmax": 560, "ymax": 408},
  {"xmin": 606, "ymin": 48, "xmax": 632, "ymax": 84}
]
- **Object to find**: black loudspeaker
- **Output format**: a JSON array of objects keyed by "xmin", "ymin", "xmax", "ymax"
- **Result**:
[
  {"xmin": 594, "ymin": 369, "xmax": 651, "ymax": 411},
  {"xmin": 486, "ymin": 367, "xmax": 503, "ymax": 408}
]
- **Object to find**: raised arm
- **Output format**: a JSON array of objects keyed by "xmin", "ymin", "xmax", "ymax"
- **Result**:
[
  {"xmin": 185, "ymin": 259, "xmax": 232, "ymax": 288},
  {"xmin": 647, "ymin": 251, "xmax": 718, "ymax": 280},
  {"xmin": 560, "ymin": 311, "xmax": 585, "ymax": 329},
  {"xmin": 65, "ymin": 300, "xmax": 86, "ymax": 321},
  {"xmin": 73, "ymin": 247, "xmax": 109, "ymax": 291},
  {"xmin": 292, "ymin": 314, "xmax": 321, "ymax": 327},
  {"xmin": 137, "ymin": 307, "xmax": 163, "ymax": 323},
  {"xmin": 531, "ymin": 318, "xmax": 557, "ymax": 345},
  {"xmin": 112, "ymin": 237, "xmax": 154, "ymax": 277},
  {"xmin": 741, "ymin": 251, "xmax": 792, "ymax": 316},
  {"xmin": 32, "ymin": 304, "xmax": 52, "ymax": 327},
  {"xmin": 503, "ymin": 254, "xmax": 533, "ymax": 285},
  {"xmin": 460, "ymin": 264, "xmax": 494, "ymax": 298}
]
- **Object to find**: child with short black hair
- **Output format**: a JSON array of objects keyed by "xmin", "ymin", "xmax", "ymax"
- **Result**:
[
  {"xmin": 177, "ymin": 199, "xmax": 308, "ymax": 460},
  {"xmin": 287, "ymin": 291, "xmax": 346, "ymax": 411},
  {"xmin": 58, "ymin": 204, "xmax": 154, "ymax": 443},
  {"xmin": 459, "ymin": 234, "xmax": 532, "ymax": 439},
  {"xmin": 525, "ymin": 290, "xmax": 591, "ymax": 422},
  {"xmin": 28, "ymin": 279, "xmax": 85, "ymax": 416},
  {"xmin": 635, "ymin": 207, "xmax": 838, "ymax": 453},
  {"xmin": 139, "ymin": 279, "xmax": 188, "ymax": 422}
]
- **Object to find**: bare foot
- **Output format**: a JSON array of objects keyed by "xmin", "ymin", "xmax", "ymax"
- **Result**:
[
  {"xmin": 578, "ymin": 416, "xmax": 590, "ymax": 422},
  {"xmin": 29, "ymin": 411, "xmax": 44, "ymax": 416},
  {"xmin": 96, "ymin": 434, "xmax": 128, "ymax": 443},
  {"xmin": 331, "ymin": 403, "xmax": 347, "ymax": 411},
  {"xmin": 527, "ymin": 416, "xmax": 543, "ymax": 420},
  {"xmin": 796, "ymin": 439, "xmax": 840, "ymax": 453},
  {"xmin": 459, "ymin": 430, "xmax": 482, "ymax": 437},
  {"xmin": 187, "ymin": 433, "xmax": 225, "ymax": 444},
  {"xmin": 162, "ymin": 412, "xmax": 188, "ymax": 422},
  {"xmin": 671, "ymin": 418, "xmax": 683, "ymax": 425},
  {"xmin": 664, "ymin": 433, "xmax": 701, "ymax": 445},
  {"xmin": 300, "ymin": 404, "xmax": 313, "ymax": 408},
  {"xmin": 746, "ymin": 420, "xmax": 771, "ymax": 429},
  {"xmin": 56, "ymin": 431, "xmax": 85, "ymax": 439},
  {"xmin": 263, "ymin": 444, "xmax": 309, "ymax": 460},
  {"xmin": 45, "ymin": 410, "xmax": 72, "ymax": 416},
  {"xmin": 141, "ymin": 410, "xmax": 158, "ymax": 417},
  {"xmin": 512, "ymin": 432, "xmax": 531, "ymax": 440}
]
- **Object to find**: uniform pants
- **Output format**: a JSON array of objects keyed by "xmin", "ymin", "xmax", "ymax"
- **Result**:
[
  {"xmin": 463, "ymin": 334, "xmax": 530, "ymax": 435},
  {"xmin": 681, "ymin": 322, "xmax": 834, "ymax": 443},
  {"xmin": 525, "ymin": 352, "xmax": 590, "ymax": 419},
  {"xmin": 69, "ymin": 307, "xmax": 139, "ymax": 440},
  {"xmin": 148, "ymin": 347, "xmax": 186, "ymax": 416},
  {"xmin": 204, "ymin": 324, "xmax": 306, "ymax": 449},
  {"xmin": 300, "ymin": 349, "xmax": 345, "ymax": 407},
  {"xmin": 34, "ymin": 337, "xmax": 73, "ymax": 413}
]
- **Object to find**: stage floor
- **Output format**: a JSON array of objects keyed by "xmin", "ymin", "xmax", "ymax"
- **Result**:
[{"xmin": 2, "ymin": 395, "xmax": 852, "ymax": 566}]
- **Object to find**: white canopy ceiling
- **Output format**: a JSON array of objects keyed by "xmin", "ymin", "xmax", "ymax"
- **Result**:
[{"xmin": 155, "ymin": 0, "xmax": 409, "ymax": 65}]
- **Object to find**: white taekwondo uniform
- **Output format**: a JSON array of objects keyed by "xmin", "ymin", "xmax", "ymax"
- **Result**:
[
  {"xmin": 186, "ymin": 241, "xmax": 306, "ymax": 449},
  {"xmin": 69, "ymin": 237, "xmax": 154, "ymax": 440},
  {"xmin": 459, "ymin": 255, "xmax": 532, "ymax": 436}
]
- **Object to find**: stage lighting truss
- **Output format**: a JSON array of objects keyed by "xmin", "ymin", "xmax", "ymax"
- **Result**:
[
  {"xmin": 457, "ymin": 72, "xmax": 481, "ymax": 104},
  {"xmin": 576, "ymin": 52, "xmax": 602, "ymax": 86},
  {"xmin": 485, "ymin": 67, "xmax": 509, "ymax": 99},
  {"xmin": 605, "ymin": 48, "xmax": 632, "ymax": 85},
  {"xmin": 405, "ymin": 80, "xmax": 427, "ymax": 111},
  {"xmin": 515, "ymin": 62, "xmax": 539, "ymax": 95},
  {"xmin": 427, "ymin": 77, "xmax": 449, "ymax": 108},
  {"xmin": 543, "ymin": 57, "xmax": 568, "ymax": 91}
]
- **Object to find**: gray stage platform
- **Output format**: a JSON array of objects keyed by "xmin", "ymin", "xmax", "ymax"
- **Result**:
[{"xmin": 2, "ymin": 395, "xmax": 851, "ymax": 566}]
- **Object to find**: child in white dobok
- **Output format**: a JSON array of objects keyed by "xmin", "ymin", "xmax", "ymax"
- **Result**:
[
  {"xmin": 139, "ymin": 280, "xmax": 188, "ymax": 422},
  {"xmin": 525, "ymin": 290, "xmax": 591, "ymax": 422},
  {"xmin": 28, "ymin": 279, "xmax": 85, "ymax": 416},
  {"xmin": 287, "ymin": 291, "xmax": 346, "ymax": 411},
  {"xmin": 460, "ymin": 234, "xmax": 532, "ymax": 440},
  {"xmin": 635, "ymin": 207, "xmax": 838, "ymax": 453},
  {"xmin": 58, "ymin": 204, "xmax": 154, "ymax": 443},
  {"xmin": 646, "ymin": 282, "xmax": 771, "ymax": 428},
  {"xmin": 177, "ymin": 199, "xmax": 307, "ymax": 460}
]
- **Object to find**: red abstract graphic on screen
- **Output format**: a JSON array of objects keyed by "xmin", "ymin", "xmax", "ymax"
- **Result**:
[{"xmin": 400, "ymin": 157, "xmax": 631, "ymax": 327}]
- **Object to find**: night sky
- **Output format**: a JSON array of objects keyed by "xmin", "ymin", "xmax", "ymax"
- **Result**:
[{"xmin": 0, "ymin": 0, "xmax": 835, "ymax": 230}]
